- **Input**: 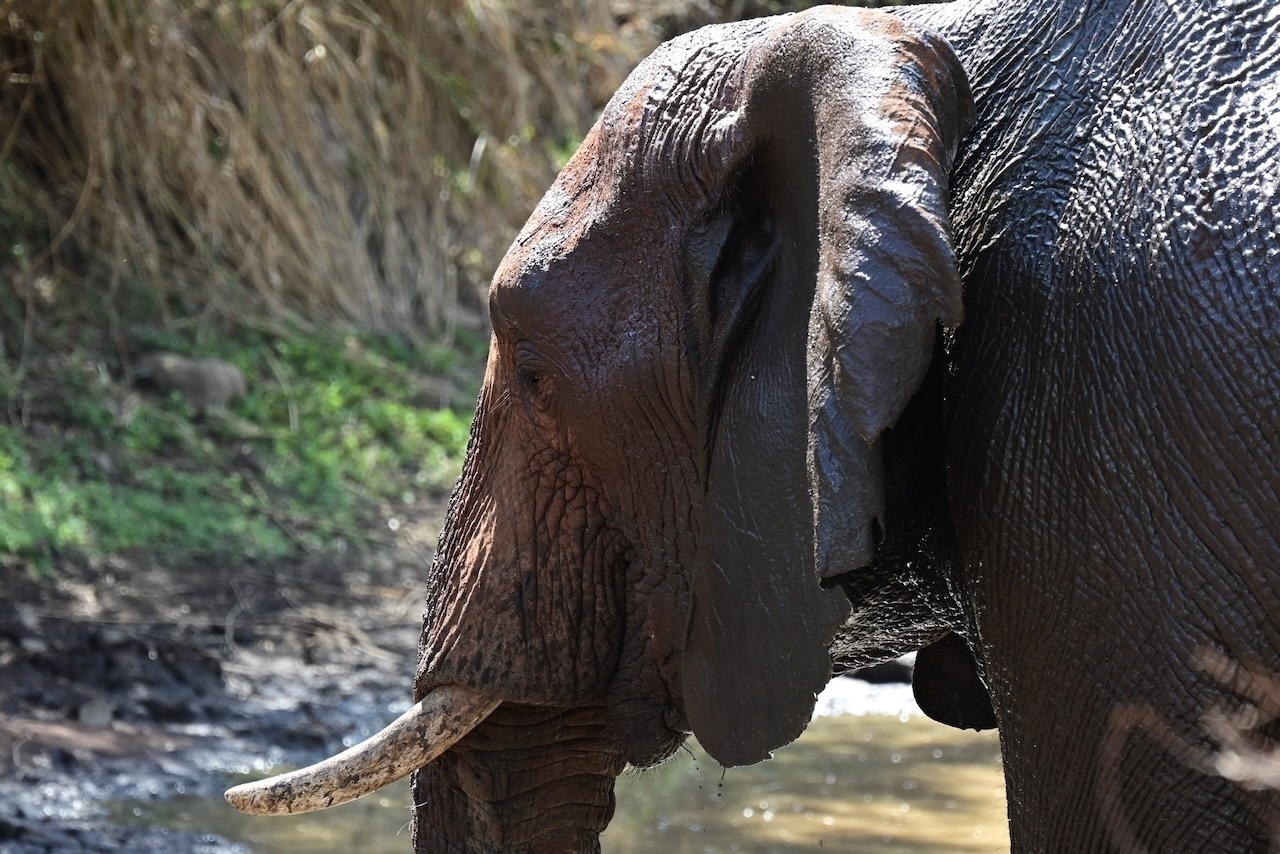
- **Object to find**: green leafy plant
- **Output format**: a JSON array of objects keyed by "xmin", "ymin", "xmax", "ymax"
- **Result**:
[{"xmin": 0, "ymin": 322, "xmax": 482, "ymax": 577}]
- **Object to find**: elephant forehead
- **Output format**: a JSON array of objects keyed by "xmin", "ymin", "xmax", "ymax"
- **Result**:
[
  {"xmin": 574, "ymin": 18, "xmax": 774, "ymax": 208},
  {"xmin": 495, "ymin": 126, "xmax": 658, "ymax": 291},
  {"xmin": 492, "ymin": 19, "xmax": 780, "ymax": 297},
  {"xmin": 498, "ymin": 184, "xmax": 587, "ymax": 278},
  {"xmin": 619, "ymin": 43, "xmax": 753, "ymax": 190},
  {"xmin": 499, "ymin": 128, "xmax": 614, "ymax": 276}
]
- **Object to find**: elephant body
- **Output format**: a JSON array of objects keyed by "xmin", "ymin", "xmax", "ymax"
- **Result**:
[
  {"xmin": 227, "ymin": 1, "xmax": 1280, "ymax": 850},
  {"xmin": 905, "ymin": 1, "xmax": 1280, "ymax": 846}
]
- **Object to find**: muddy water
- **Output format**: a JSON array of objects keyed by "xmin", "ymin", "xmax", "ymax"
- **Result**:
[
  {"xmin": 603, "ymin": 714, "xmax": 1006, "ymax": 852},
  {"xmin": 120, "ymin": 687, "xmax": 1006, "ymax": 852}
]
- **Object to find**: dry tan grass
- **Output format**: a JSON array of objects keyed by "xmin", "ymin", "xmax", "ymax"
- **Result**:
[{"xmin": 0, "ymin": 1, "xmax": 674, "ymax": 338}]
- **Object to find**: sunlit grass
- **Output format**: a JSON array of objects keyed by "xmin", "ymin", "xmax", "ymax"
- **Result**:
[{"xmin": 0, "ymin": 322, "xmax": 483, "ymax": 575}]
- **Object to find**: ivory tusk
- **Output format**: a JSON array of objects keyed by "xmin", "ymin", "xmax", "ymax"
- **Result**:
[{"xmin": 225, "ymin": 685, "xmax": 500, "ymax": 815}]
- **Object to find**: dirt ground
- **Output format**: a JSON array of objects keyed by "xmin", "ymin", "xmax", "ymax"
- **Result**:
[{"xmin": 0, "ymin": 529, "xmax": 440, "ymax": 852}]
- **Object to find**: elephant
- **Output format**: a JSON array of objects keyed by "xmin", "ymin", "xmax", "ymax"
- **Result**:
[{"xmin": 226, "ymin": 0, "xmax": 1280, "ymax": 850}]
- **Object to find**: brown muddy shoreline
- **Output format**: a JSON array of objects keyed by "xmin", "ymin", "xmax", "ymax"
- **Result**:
[{"xmin": 0, "ymin": 549, "xmax": 428, "ymax": 853}]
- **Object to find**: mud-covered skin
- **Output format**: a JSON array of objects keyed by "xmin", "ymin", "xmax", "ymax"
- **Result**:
[
  {"xmin": 410, "ymin": 1, "xmax": 1280, "ymax": 850},
  {"xmin": 895, "ymin": 1, "xmax": 1280, "ymax": 848}
]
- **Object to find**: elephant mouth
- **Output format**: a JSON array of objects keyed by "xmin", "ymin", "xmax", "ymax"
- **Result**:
[{"xmin": 224, "ymin": 683, "xmax": 499, "ymax": 815}]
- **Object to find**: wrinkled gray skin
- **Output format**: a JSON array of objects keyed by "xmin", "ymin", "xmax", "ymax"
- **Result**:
[{"xmin": 409, "ymin": 2, "xmax": 1280, "ymax": 850}]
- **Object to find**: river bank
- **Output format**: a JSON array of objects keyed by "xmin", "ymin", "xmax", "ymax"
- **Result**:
[{"xmin": 0, "ymin": 544, "xmax": 428, "ymax": 853}]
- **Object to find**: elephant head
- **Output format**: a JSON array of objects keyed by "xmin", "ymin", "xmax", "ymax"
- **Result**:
[{"xmin": 227, "ymin": 7, "xmax": 973, "ymax": 850}]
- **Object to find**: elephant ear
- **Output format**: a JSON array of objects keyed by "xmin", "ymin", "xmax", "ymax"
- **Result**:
[{"xmin": 682, "ymin": 9, "xmax": 973, "ymax": 767}]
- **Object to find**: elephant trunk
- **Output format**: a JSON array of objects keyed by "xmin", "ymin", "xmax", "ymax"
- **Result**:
[
  {"xmin": 224, "ymin": 685, "xmax": 498, "ymax": 815},
  {"xmin": 411, "ymin": 703, "xmax": 628, "ymax": 853}
]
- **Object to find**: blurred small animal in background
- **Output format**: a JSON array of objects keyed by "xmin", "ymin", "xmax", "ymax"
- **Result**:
[{"xmin": 133, "ymin": 352, "xmax": 246, "ymax": 413}]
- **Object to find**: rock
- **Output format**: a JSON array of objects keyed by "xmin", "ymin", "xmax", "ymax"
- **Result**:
[
  {"xmin": 133, "ymin": 353, "xmax": 247, "ymax": 412},
  {"xmin": 76, "ymin": 698, "xmax": 114, "ymax": 728}
]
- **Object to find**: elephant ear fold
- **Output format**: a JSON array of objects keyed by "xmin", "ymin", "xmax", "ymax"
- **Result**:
[{"xmin": 682, "ymin": 9, "xmax": 973, "ymax": 768}]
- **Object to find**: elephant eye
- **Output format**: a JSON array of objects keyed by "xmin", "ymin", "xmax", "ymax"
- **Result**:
[
  {"xmin": 516, "ymin": 365, "xmax": 541, "ymax": 390},
  {"xmin": 513, "ymin": 343, "xmax": 554, "ymax": 412}
]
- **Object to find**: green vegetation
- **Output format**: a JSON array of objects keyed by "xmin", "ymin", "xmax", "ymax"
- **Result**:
[
  {"xmin": 0, "ymin": 1, "xmax": 948, "ymax": 582},
  {"xmin": 0, "ymin": 321, "xmax": 484, "ymax": 576}
]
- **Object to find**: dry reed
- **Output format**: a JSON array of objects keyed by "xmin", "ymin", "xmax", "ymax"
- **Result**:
[{"xmin": 0, "ymin": 1, "xmax": 671, "ymax": 338}]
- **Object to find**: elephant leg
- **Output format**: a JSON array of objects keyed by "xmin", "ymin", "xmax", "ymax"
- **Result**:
[{"xmin": 946, "ymin": 296, "xmax": 1280, "ymax": 848}]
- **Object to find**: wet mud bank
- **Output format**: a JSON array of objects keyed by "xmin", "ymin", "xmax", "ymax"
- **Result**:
[{"xmin": 0, "ymin": 551, "xmax": 428, "ymax": 853}]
